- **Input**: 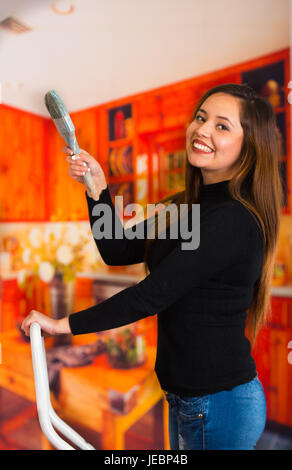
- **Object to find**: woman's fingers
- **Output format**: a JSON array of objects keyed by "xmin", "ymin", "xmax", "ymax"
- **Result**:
[
  {"xmin": 21, "ymin": 310, "xmax": 41, "ymax": 336},
  {"xmin": 73, "ymin": 153, "xmax": 92, "ymax": 164},
  {"xmin": 21, "ymin": 310, "xmax": 57, "ymax": 337},
  {"xmin": 63, "ymin": 146, "xmax": 107, "ymax": 192},
  {"xmin": 63, "ymin": 146, "xmax": 74, "ymax": 156},
  {"xmin": 78, "ymin": 148, "xmax": 90, "ymax": 155},
  {"xmin": 69, "ymin": 163, "xmax": 91, "ymax": 177},
  {"xmin": 65, "ymin": 153, "xmax": 92, "ymax": 179},
  {"xmin": 70, "ymin": 162, "xmax": 90, "ymax": 171},
  {"xmin": 65, "ymin": 152, "xmax": 93, "ymax": 167},
  {"xmin": 62, "ymin": 146, "xmax": 90, "ymax": 157}
]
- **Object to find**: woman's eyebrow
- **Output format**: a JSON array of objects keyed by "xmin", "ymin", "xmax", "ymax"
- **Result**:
[{"xmin": 198, "ymin": 108, "xmax": 235, "ymax": 127}]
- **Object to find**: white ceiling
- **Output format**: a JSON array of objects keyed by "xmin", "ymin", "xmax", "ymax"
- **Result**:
[{"xmin": 0, "ymin": 0, "xmax": 290, "ymax": 116}]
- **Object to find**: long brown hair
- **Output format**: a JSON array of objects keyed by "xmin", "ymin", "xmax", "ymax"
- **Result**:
[{"xmin": 143, "ymin": 83, "xmax": 284, "ymax": 347}]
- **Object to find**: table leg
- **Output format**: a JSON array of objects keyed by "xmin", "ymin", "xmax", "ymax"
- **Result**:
[
  {"xmin": 101, "ymin": 410, "xmax": 124, "ymax": 450},
  {"xmin": 162, "ymin": 394, "xmax": 170, "ymax": 450},
  {"xmin": 152, "ymin": 398, "xmax": 164, "ymax": 448}
]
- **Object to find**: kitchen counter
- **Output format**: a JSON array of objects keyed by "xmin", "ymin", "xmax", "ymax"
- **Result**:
[
  {"xmin": 77, "ymin": 270, "xmax": 143, "ymax": 284},
  {"xmin": 2, "ymin": 271, "xmax": 292, "ymax": 297}
]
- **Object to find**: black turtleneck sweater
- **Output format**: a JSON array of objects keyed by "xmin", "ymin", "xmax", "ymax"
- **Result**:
[{"xmin": 69, "ymin": 180, "xmax": 264, "ymax": 396}]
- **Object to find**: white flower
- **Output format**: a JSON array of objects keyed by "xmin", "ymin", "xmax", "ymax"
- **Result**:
[
  {"xmin": 43, "ymin": 224, "xmax": 62, "ymax": 243},
  {"xmin": 38, "ymin": 262, "xmax": 55, "ymax": 283},
  {"xmin": 64, "ymin": 224, "xmax": 80, "ymax": 246},
  {"xmin": 22, "ymin": 248, "xmax": 31, "ymax": 264},
  {"xmin": 82, "ymin": 241, "xmax": 100, "ymax": 265},
  {"xmin": 17, "ymin": 269, "xmax": 27, "ymax": 286},
  {"xmin": 29, "ymin": 228, "xmax": 42, "ymax": 248},
  {"xmin": 80, "ymin": 223, "xmax": 91, "ymax": 239},
  {"xmin": 56, "ymin": 245, "xmax": 73, "ymax": 265}
]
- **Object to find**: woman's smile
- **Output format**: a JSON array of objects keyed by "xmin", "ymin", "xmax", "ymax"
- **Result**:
[{"xmin": 192, "ymin": 138, "xmax": 215, "ymax": 155}]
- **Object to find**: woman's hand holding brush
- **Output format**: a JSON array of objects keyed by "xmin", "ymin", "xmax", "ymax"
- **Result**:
[{"xmin": 63, "ymin": 146, "xmax": 107, "ymax": 201}]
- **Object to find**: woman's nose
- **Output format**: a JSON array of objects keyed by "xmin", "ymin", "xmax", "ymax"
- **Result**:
[{"xmin": 196, "ymin": 122, "xmax": 212, "ymax": 138}]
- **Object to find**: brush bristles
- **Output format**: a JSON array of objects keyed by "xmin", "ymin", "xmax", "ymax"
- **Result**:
[{"xmin": 44, "ymin": 90, "xmax": 68, "ymax": 119}]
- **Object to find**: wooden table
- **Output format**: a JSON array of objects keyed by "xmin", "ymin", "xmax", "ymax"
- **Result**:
[{"xmin": 0, "ymin": 329, "xmax": 170, "ymax": 450}]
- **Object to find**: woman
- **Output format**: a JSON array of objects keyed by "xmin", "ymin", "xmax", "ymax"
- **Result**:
[{"xmin": 21, "ymin": 83, "xmax": 283, "ymax": 450}]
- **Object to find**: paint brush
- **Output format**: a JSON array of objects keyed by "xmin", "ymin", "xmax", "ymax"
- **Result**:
[{"xmin": 44, "ymin": 89, "xmax": 96, "ymax": 196}]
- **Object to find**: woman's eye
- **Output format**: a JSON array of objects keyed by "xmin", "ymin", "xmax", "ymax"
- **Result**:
[
  {"xmin": 194, "ymin": 115, "xmax": 229, "ymax": 131},
  {"xmin": 217, "ymin": 123, "xmax": 229, "ymax": 131}
]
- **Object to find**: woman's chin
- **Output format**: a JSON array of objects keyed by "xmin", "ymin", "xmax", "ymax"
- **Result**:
[{"xmin": 188, "ymin": 153, "xmax": 215, "ymax": 168}]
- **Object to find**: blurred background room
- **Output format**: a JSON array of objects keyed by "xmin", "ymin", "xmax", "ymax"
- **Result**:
[{"xmin": 0, "ymin": 0, "xmax": 292, "ymax": 450}]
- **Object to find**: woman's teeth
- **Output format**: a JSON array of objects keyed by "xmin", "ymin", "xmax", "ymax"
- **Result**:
[{"xmin": 192, "ymin": 142, "xmax": 213, "ymax": 153}]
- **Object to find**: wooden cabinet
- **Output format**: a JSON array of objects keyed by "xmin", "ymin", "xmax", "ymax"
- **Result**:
[
  {"xmin": 160, "ymin": 86, "xmax": 199, "ymax": 129},
  {"xmin": 0, "ymin": 278, "xmax": 21, "ymax": 331},
  {"xmin": 239, "ymin": 49, "xmax": 291, "ymax": 213},
  {"xmin": 98, "ymin": 101, "xmax": 151, "ymax": 219},
  {"xmin": 251, "ymin": 326, "xmax": 271, "ymax": 418},
  {"xmin": 252, "ymin": 296, "xmax": 292, "ymax": 427},
  {"xmin": 0, "ymin": 105, "xmax": 47, "ymax": 221},
  {"xmin": 136, "ymin": 95, "xmax": 162, "ymax": 134},
  {"xmin": 0, "ymin": 105, "xmax": 100, "ymax": 222},
  {"xmin": 269, "ymin": 328, "xmax": 292, "ymax": 426}
]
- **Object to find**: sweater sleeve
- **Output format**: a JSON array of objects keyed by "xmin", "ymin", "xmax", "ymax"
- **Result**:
[
  {"xmin": 69, "ymin": 203, "xmax": 253, "ymax": 336},
  {"xmin": 86, "ymin": 186, "xmax": 147, "ymax": 266}
]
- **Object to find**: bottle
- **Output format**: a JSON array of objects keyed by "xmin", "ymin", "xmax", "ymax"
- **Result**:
[
  {"xmin": 114, "ymin": 110, "xmax": 126, "ymax": 140},
  {"xmin": 272, "ymin": 256, "xmax": 288, "ymax": 286}
]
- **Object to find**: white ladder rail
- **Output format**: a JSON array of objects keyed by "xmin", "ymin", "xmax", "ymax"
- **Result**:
[{"xmin": 30, "ymin": 322, "xmax": 95, "ymax": 450}]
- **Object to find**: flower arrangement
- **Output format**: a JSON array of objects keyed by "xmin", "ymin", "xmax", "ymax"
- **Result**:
[
  {"xmin": 16, "ymin": 222, "xmax": 102, "ymax": 287},
  {"xmin": 106, "ymin": 327, "xmax": 146, "ymax": 369}
]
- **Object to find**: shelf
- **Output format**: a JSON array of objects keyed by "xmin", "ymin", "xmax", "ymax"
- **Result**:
[
  {"xmin": 108, "ymin": 138, "xmax": 133, "ymax": 148},
  {"xmin": 271, "ymin": 284, "xmax": 292, "ymax": 298},
  {"xmin": 109, "ymin": 175, "xmax": 135, "ymax": 183}
]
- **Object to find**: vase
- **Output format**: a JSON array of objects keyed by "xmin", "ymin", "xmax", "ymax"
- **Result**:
[{"xmin": 49, "ymin": 272, "xmax": 75, "ymax": 346}]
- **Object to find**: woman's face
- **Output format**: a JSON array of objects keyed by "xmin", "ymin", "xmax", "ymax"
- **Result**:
[{"xmin": 186, "ymin": 92, "xmax": 244, "ymax": 184}]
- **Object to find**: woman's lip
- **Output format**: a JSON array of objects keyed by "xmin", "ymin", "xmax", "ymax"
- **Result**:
[{"xmin": 192, "ymin": 146, "xmax": 214, "ymax": 155}]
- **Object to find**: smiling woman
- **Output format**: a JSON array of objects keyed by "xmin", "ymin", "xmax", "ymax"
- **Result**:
[{"xmin": 21, "ymin": 82, "xmax": 283, "ymax": 451}]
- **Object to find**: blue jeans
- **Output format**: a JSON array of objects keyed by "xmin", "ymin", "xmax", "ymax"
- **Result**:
[{"xmin": 164, "ymin": 374, "xmax": 266, "ymax": 450}]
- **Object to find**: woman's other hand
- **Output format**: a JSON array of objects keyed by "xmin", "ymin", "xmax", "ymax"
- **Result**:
[
  {"xmin": 21, "ymin": 310, "xmax": 71, "ymax": 338},
  {"xmin": 63, "ymin": 146, "xmax": 107, "ymax": 199}
]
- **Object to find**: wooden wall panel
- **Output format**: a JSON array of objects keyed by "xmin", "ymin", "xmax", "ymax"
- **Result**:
[
  {"xmin": 269, "ymin": 328, "xmax": 292, "ymax": 426},
  {"xmin": 0, "ymin": 105, "xmax": 46, "ymax": 221},
  {"xmin": 136, "ymin": 95, "xmax": 162, "ymax": 134},
  {"xmin": 161, "ymin": 87, "xmax": 198, "ymax": 128},
  {"xmin": 251, "ymin": 327, "xmax": 272, "ymax": 419}
]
